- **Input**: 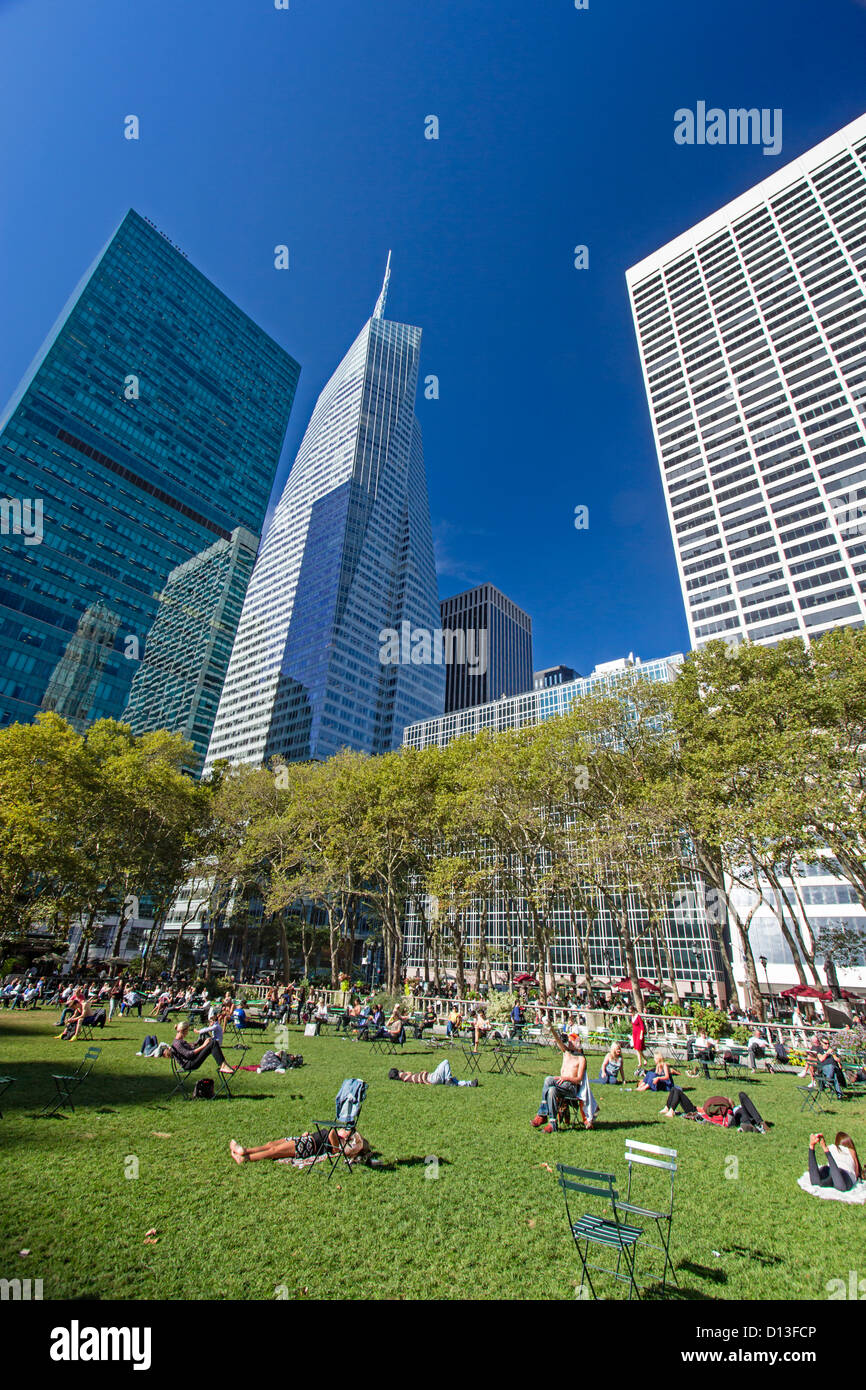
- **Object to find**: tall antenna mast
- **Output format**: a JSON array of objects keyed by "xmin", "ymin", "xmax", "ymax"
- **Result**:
[{"xmin": 372, "ymin": 249, "xmax": 392, "ymax": 319}]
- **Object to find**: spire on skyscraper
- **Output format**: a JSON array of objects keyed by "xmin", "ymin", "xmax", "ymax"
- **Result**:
[{"xmin": 372, "ymin": 250, "xmax": 392, "ymax": 319}]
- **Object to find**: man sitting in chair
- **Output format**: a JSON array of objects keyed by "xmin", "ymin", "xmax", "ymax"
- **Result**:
[
  {"xmin": 233, "ymin": 999, "xmax": 268, "ymax": 1032},
  {"xmin": 171, "ymin": 1021, "xmax": 235, "ymax": 1076},
  {"xmin": 532, "ymin": 1029, "xmax": 598, "ymax": 1132},
  {"xmin": 229, "ymin": 1130, "xmax": 370, "ymax": 1164}
]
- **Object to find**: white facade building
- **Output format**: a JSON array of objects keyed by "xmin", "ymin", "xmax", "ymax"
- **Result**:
[{"xmin": 628, "ymin": 113, "xmax": 866, "ymax": 650}]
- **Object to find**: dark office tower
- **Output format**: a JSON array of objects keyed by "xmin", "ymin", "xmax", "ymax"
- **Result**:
[
  {"xmin": 204, "ymin": 259, "xmax": 445, "ymax": 769},
  {"xmin": 533, "ymin": 665, "xmax": 579, "ymax": 690},
  {"xmin": 0, "ymin": 209, "xmax": 300, "ymax": 730},
  {"xmin": 440, "ymin": 584, "xmax": 533, "ymax": 712},
  {"xmin": 124, "ymin": 526, "xmax": 259, "ymax": 773}
]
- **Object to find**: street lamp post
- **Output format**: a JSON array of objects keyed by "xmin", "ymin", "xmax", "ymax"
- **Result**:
[{"xmin": 759, "ymin": 955, "xmax": 771, "ymax": 1018}]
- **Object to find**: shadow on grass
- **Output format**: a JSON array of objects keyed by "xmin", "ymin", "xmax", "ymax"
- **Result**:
[
  {"xmin": 676, "ymin": 1259, "xmax": 729, "ymax": 1285},
  {"xmin": 723, "ymin": 1243, "xmax": 782, "ymax": 1267},
  {"xmin": 367, "ymin": 1154, "xmax": 453, "ymax": 1172}
]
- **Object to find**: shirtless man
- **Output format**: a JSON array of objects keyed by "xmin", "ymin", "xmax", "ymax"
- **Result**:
[{"xmin": 532, "ymin": 1028, "xmax": 598, "ymax": 1132}]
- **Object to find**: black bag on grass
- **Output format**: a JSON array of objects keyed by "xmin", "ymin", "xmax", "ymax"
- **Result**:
[{"xmin": 193, "ymin": 1078, "xmax": 215, "ymax": 1099}]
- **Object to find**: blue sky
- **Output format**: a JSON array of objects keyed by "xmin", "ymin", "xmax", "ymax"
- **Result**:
[{"xmin": 1, "ymin": 0, "xmax": 865, "ymax": 675}]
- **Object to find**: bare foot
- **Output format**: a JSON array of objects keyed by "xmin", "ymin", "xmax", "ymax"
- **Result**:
[
  {"xmin": 230, "ymin": 1142, "xmax": 246, "ymax": 1164},
  {"xmin": 220, "ymin": 1065, "xmax": 234, "ymax": 1074}
]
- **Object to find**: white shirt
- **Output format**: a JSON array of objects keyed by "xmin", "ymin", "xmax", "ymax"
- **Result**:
[{"xmin": 828, "ymin": 1145, "xmax": 859, "ymax": 1182}]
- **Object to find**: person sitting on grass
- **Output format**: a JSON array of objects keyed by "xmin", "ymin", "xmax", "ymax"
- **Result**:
[
  {"xmin": 171, "ymin": 1020, "xmax": 235, "ymax": 1076},
  {"xmin": 532, "ymin": 1029, "xmax": 598, "ymax": 1132},
  {"xmin": 659, "ymin": 1088, "xmax": 768, "ymax": 1131},
  {"xmin": 806, "ymin": 1133, "xmax": 862, "ymax": 1193},
  {"xmin": 597, "ymin": 1041, "xmax": 624, "ymax": 1084},
  {"xmin": 388, "ymin": 1060, "xmax": 477, "ymax": 1086},
  {"xmin": 229, "ymin": 1130, "xmax": 370, "ymax": 1164},
  {"xmin": 636, "ymin": 1051, "xmax": 675, "ymax": 1092}
]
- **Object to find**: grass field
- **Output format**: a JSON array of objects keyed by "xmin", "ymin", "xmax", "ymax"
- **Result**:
[{"xmin": 0, "ymin": 1009, "xmax": 863, "ymax": 1302}]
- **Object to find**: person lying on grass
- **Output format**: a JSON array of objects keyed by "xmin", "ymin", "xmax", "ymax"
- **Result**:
[
  {"xmin": 229, "ymin": 1130, "xmax": 370, "ymax": 1164},
  {"xmin": 532, "ymin": 1028, "xmax": 598, "ymax": 1131},
  {"xmin": 636, "ymin": 1051, "xmax": 675, "ymax": 1092},
  {"xmin": 659, "ymin": 1087, "xmax": 769, "ymax": 1131},
  {"xmin": 388, "ymin": 1059, "xmax": 477, "ymax": 1086},
  {"xmin": 807, "ymin": 1133, "xmax": 862, "ymax": 1193},
  {"xmin": 171, "ymin": 1020, "xmax": 235, "ymax": 1076}
]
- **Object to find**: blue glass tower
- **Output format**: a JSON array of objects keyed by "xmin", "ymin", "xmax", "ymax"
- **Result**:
[
  {"xmin": 204, "ymin": 259, "xmax": 445, "ymax": 769},
  {"xmin": 0, "ymin": 209, "xmax": 300, "ymax": 729}
]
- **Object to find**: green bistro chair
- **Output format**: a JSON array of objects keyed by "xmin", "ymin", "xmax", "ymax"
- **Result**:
[{"xmin": 556, "ymin": 1165, "xmax": 644, "ymax": 1301}]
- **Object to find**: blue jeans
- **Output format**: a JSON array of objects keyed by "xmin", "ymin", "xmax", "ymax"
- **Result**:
[
  {"xmin": 598, "ymin": 1064, "xmax": 621, "ymax": 1084},
  {"xmin": 821, "ymin": 1061, "xmax": 844, "ymax": 1099}
]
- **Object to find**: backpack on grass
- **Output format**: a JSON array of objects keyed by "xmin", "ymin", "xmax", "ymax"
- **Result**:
[{"xmin": 193, "ymin": 1078, "xmax": 215, "ymax": 1099}]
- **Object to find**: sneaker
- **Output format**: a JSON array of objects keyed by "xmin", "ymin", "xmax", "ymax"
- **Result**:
[
  {"xmin": 543, "ymin": 1123, "xmax": 556, "ymax": 1133},
  {"xmin": 531, "ymin": 1114, "xmax": 546, "ymax": 1128},
  {"xmin": 469, "ymin": 1078, "xmax": 478, "ymax": 1087}
]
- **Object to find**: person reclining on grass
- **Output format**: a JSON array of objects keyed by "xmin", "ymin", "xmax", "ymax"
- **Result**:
[
  {"xmin": 659, "ymin": 1087, "xmax": 769, "ymax": 1131},
  {"xmin": 532, "ymin": 1029, "xmax": 598, "ymax": 1132},
  {"xmin": 171, "ymin": 1021, "xmax": 235, "ymax": 1076},
  {"xmin": 388, "ymin": 1060, "xmax": 477, "ymax": 1086},
  {"xmin": 806, "ymin": 1132, "xmax": 862, "ymax": 1193},
  {"xmin": 229, "ymin": 1130, "xmax": 370, "ymax": 1164}
]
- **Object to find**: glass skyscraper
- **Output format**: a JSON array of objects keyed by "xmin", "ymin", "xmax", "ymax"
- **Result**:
[
  {"xmin": 123, "ymin": 526, "xmax": 259, "ymax": 772},
  {"xmin": 204, "ymin": 261, "xmax": 444, "ymax": 769},
  {"xmin": 627, "ymin": 113, "xmax": 866, "ymax": 649},
  {"xmin": 0, "ymin": 208, "xmax": 300, "ymax": 729}
]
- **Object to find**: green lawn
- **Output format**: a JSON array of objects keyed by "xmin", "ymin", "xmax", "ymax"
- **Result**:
[{"xmin": 0, "ymin": 1009, "xmax": 862, "ymax": 1301}]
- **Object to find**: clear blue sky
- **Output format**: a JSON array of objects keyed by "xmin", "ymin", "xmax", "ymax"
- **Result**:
[{"xmin": 1, "ymin": 0, "xmax": 865, "ymax": 675}]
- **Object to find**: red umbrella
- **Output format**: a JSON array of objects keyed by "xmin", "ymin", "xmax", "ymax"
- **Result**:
[
  {"xmin": 780, "ymin": 985, "xmax": 829, "ymax": 1000},
  {"xmin": 613, "ymin": 978, "xmax": 661, "ymax": 993},
  {"xmin": 512, "ymin": 973, "xmax": 538, "ymax": 985}
]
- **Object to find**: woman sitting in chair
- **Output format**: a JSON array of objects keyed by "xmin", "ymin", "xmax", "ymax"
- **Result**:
[
  {"xmin": 229, "ymin": 1130, "xmax": 370, "ymax": 1163},
  {"xmin": 171, "ymin": 1021, "xmax": 235, "ymax": 1075}
]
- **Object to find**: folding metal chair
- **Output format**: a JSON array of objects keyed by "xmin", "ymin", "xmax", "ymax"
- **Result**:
[
  {"xmin": 41, "ymin": 1047, "xmax": 101, "ymax": 1116},
  {"xmin": 798, "ymin": 1076, "xmax": 835, "ymax": 1113},
  {"xmin": 309, "ymin": 1079, "xmax": 368, "ymax": 1179},
  {"xmin": 489, "ymin": 1044, "xmax": 517, "ymax": 1075},
  {"xmin": 616, "ymin": 1139, "xmax": 678, "ymax": 1289},
  {"xmin": 0, "ymin": 1076, "xmax": 14, "ymax": 1118},
  {"xmin": 556, "ymin": 1165, "xmax": 644, "ymax": 1301},
  {"xmin": 168, "ymin": 1049, "xmax": 234, "ymax": 1101},
  {"xmin": 226, "ymin": 1020, "xmax": 251, "ymax": 1050},
  {"xmin": 461, "ymin": 1045, "xmax": 483, "ymax": 1075}
]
